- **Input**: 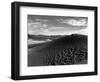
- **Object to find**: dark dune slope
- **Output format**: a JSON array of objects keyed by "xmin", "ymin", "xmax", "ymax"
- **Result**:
[{"xmin": 28, "ymin": 34, "xmax": 88, "ymax": 66}]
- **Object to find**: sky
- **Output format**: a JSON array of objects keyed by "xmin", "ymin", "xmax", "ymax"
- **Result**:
[{"xmin": 28, "ymin": 15, "xmax": 88, "ymax": 35}]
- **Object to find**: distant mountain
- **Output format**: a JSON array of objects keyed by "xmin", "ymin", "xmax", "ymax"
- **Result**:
[{"xmin": 28, "ymin": 34, "xmax": 65, "ymax": 41}]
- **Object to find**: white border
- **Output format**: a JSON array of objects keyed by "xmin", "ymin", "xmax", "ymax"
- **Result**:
[{"xmin": 20, "ymin": 6, "xmax": 94, "ymax": 76}]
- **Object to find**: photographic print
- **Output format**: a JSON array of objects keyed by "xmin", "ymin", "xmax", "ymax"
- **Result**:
[
  {"xmin": 11, "ymin": 2, "xmax": 97, "ymax": 80},
  {"xmin": 28, "ymin": 15, "xmax": 88, "ymax": 66}
]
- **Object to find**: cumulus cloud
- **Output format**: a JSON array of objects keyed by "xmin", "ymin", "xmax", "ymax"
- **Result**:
[
  {"xmin": 28, "ymin": 15, "xmax": 88, "ymax": 35},
  {"xmin": 58, "ymin": 18, "xmax": 87, "ymax": 26},
  {"xmin": 28, "ymin": 19, "xmax": 33, "ymax": 23},
  {"xmin": 35, "ymin": 19, "xmax": 48, "ymax": 22},
  {"xmin": 28, "ymin": 21, "xmax": 49, "ymax": 34},
  {"xmin": 67, "ymin": 19, "xmax": 87, "ymax": 26},
  {"xmin": 28, "ymin": 23, "xmax": 88, "ymax": 35},
  {"xmin": 28, "ymin": 22, "xmax": 48, "ymax": 28}
]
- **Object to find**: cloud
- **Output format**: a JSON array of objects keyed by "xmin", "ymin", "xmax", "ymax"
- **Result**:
[
  {"xmin": 35, "ymin": 19, "xmax": 48, "ymax": 22},
  {"xmin": 28, "ymin": 22, "xmax": 49, "ymax": 34},
  {"xmin": 28, "ymin": 19, "xmax": 33, "ymax": 23},
  {"xmin": 76, "ymin": 28, "xmax": 88, "ymax": 35},
  {"xmin": 58, "ymin": 18, "xmax": 87, "ymax": 26},
  {"xmin": 28, "ymin": 21, "xmax": 88, "ymax": 35},
  {"xmin": 45, "ymin": 28, "xmax": 88, "ymax": 35},
  {"xmin": 28, "ymin": 15, "xmax": 88, "ymax": 35},
  {"xmin": 67, "ymin": 19, "xmax": 87, "ymax": 26},
  {"xmin": 28, "ymin": 22, "xmax": 48, "ymax": 28},
  {"xmin": 28, "ymin": 23, "xmax": 88, "ymax": 35}
]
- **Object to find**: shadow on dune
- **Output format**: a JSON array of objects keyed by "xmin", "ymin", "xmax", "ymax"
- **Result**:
[{"xmin": 28, "ymin": 34, "xmax": 88, "ymax": 66}]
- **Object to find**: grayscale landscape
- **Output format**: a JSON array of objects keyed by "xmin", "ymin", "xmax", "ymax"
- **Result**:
[{"xmin": 27, "ymin": 15, "xmax": 88, "ymax": 66}]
